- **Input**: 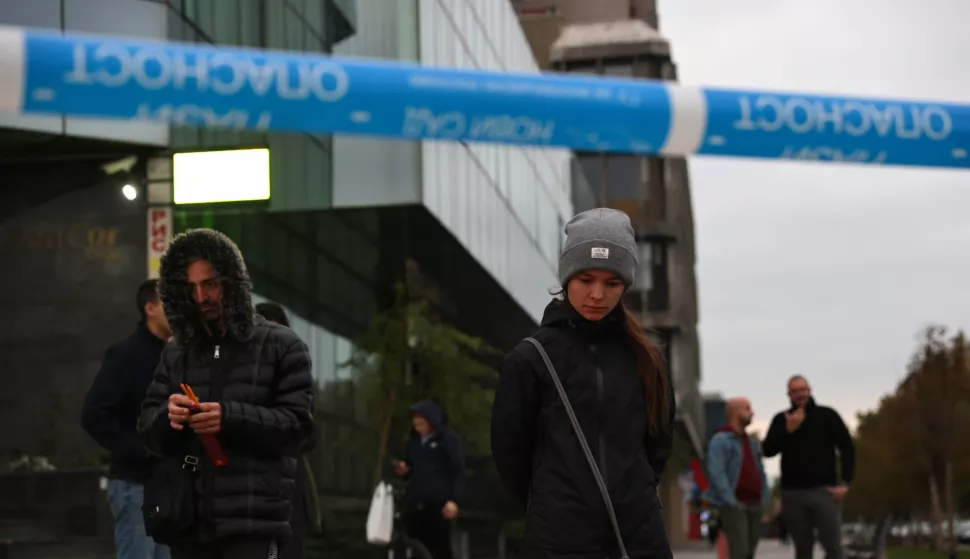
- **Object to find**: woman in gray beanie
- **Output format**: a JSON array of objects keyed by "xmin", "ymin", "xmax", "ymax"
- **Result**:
[{"xmin": 491, "ymin": 208, "xmax": 675, "ymax": 559}]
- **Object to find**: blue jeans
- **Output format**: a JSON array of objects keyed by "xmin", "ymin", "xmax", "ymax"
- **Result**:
[{"xmin": 107, "ymin": 479, "xmax": 171, "ymax": 559}]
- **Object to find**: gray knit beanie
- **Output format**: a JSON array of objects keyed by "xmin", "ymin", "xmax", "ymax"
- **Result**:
[{"xmin": 559, "ymin": 208, "xmax": 638, "ymax": 287}]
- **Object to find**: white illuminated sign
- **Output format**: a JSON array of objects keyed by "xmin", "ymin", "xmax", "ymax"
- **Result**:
[{"xmin": 172, "ymin": 148, "xmax": 271, "ymax": 205}]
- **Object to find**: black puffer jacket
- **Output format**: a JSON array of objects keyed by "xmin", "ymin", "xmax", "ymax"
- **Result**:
[
  {"xmin": 137, "ymin": 229, "xmax": 314, "ymax": 544},
  {"xmin": 491, "ymin": 299, "xmax": 675, "ymax": 559}
]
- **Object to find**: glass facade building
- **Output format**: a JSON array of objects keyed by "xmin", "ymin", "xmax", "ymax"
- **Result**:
[{"xmin": 0, "ymin": 0, "xmax": 574, "ymax": 554}]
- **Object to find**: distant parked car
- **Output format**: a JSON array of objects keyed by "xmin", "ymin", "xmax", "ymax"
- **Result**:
[{"xmin": 843, "ymin": 523, "xmax": 878, "ymax": 559}]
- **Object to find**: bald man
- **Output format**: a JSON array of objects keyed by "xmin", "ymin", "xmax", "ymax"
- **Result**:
[{"xmin": 704, "ymin": 397, "xmax": 769, "ymax": 559}]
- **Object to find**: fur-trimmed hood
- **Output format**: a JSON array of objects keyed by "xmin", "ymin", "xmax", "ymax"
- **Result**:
[{"xmin": 158, "ymin": 228, "xmax": 255, "ymax": 347}]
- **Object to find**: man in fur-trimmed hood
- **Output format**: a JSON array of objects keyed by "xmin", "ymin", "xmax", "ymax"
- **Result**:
[
  {"xmin": 157, "ymin": 227, "xmax": 257, "ymax": 348},
  {"xmin": 138, "ymin": 228, "xmax": 314, "ymax": 559}
]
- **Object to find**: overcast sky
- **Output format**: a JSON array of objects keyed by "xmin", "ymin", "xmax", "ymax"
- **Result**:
[{"xmin": 658, "ymin": 0, "xmax": 970, "ymax": 478}]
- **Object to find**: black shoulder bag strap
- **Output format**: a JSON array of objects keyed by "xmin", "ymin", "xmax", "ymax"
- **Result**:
[{"xmin": 524, "ymin": 337, "xmax": 630, "ymax": 559}]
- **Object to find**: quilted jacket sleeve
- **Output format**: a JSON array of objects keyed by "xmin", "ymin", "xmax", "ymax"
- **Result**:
[
  {"xmin": 137, "ymin": 344, "xmax": 186, "ymax": 456},
  {"xmin": 220, "ymin": 331, "xmax": 314, "ymax": 455}
]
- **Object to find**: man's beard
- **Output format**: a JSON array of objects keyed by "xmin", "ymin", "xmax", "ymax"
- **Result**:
[{"xmin": 198, "ymin": 302, "xmax": 222, "ymax": 330}]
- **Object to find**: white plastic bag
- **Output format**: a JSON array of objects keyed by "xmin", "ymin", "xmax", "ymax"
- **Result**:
[{"xmin": 365, "ymin": 481, "xmax": 395, "ymax": 545}]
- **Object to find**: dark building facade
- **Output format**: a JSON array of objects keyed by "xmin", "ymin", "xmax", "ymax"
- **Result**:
[
  {"xmin": 0, "ymin": 1, "xmax": 577, "ymax": 556},
  {"xmin": 703, "ymin": 392, "xmax": 728, "ymax": 445}
]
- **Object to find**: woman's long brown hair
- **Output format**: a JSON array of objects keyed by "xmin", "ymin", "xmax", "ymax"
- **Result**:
[{"xmin": 619, "ymin": 303, "xmax": 671, "ymax": 436}]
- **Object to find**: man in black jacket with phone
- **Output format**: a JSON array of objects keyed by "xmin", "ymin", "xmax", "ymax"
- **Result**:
[
  {"xmin": 82, "ymin": 279, "xmax": 172, "ymax": 559},
  {"xmin": 138, "ymin": 229, "xmax": 314, "ymax": 559},
  {"xmin": 763, "ymin": 375, "xmax": 855, "ymax": 559}
]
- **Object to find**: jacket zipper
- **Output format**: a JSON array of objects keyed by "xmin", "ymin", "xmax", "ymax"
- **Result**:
[
  {"xmin": 203, "ymin": 344, "xmax": 220, "ymax": 533},
  {"xmin": 591, "ymin": 344, "xmax": 610, "ymax": 554},
  {"xmin": 591, "ymin": 345, "xmax": 607, "ymax": 486}
]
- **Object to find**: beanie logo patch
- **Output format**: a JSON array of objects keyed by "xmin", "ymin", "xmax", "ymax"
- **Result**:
[{"xmin": 591, "ymin": 247, "xmax": 609, "ymax": 259}]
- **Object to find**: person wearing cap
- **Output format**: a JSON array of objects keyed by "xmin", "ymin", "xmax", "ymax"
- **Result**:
[{"xmin": 491, "ymin": 208, "xmax": 676, "ymax": 559}]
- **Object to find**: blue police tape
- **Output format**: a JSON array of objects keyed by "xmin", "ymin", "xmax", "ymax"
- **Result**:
[{"xmin": 0, "ymin": 24, "xmax": 968, "ymax": 170}]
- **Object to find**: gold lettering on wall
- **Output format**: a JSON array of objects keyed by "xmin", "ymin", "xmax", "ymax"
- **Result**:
[{"xmin": 2, "ymin": 222, "xmax": 123, "ymax": 261}]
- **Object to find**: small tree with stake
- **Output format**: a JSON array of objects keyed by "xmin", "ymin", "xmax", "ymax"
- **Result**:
[
  {"xmin": 311, "ymin": 277, "xmax": 499, "ymax": 559},
  {"xmin": 340, "ymin": 280, "xmax": 499, "ymax": 489}
]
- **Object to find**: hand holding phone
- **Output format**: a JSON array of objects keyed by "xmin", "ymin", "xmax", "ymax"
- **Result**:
[
  {"xmin": 168, "ymin": 393, "xmax": 197, "ymax": 429},
  {"xmin": 179, "ymin": 384, "xmax": 229, "ymax": 467}
]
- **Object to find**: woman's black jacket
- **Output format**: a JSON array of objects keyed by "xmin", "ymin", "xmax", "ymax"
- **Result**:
[{"xmin": 491, "ymin": 299, "xmax": 675, "ymax": 559}]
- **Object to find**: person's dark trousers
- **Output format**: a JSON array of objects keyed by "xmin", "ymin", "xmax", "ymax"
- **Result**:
[
  {"xmin": 281, "ymin": 457, "xmax": 310, "ymax": 559},
  {"xmin": 778, "ymin": 515, "xmax": 789, "ymax": 545},
  {"xmin": 719, "ymin": 505, "xmax": 762, "ymax": 559},
  {"xmin": 284, "ymin": 452, "xmax": 321, "ymax": 559},
  {"xmin": 405, "ymin": 501, "xmax": 454, "ymax": 559},
  {"xmin": 782, "ymin": 487, "xmax": 843, "ymax": 559},
  {"xmin": 282, "ymin": 492, "xmax": 306, "ymax": 559},
  {"xmin": 170, "ymin": 539, "xmax": 279, "ymax": 559}
]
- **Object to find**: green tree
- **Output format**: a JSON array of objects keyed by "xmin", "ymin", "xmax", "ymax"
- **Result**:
[
  {"xmin": 845, "ymin": 327, "xmax": 970, "ymax": 552},
  {"xmin": 896, "ymin": 328, "xmax": 970, "ymax": 550},
  {"xmin": 340, "ymin": 281, "xmax": 499, "ymax": 486},
  {"xmin": 843, "ymin": 394, "xmax": 922, "ymax": 519}
]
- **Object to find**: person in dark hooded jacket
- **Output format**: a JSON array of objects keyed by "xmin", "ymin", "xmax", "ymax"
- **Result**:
[
  {"xmin": 491, "ymin": 208, "xmax": 676, "ymax": 559},
  {"xmin": 137, "ymin": 229, "xmax": 314, "ymax": 559},
  {"xmin": 393, "ymin": 400, "xmax": 466, "ymax": 559},
  {"xmin": 254, "ymin": 301, "xmax": 322, "ymax": 559}
]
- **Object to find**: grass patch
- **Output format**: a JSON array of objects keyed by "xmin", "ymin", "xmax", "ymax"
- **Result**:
[{"xmin": 887, "ymin": 547, "xmax": 970, "ymax": 559}]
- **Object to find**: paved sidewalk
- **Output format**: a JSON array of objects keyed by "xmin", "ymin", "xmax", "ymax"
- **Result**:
[{"xmin": 674, "ymin": 539, "xmax": 794, "ymax": 559}]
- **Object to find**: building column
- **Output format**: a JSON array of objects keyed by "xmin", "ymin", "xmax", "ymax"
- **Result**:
[
  {"xmin": 661, "ymin": 475, "xmax": 688, "ymax": 548},
  {"xmin": 146, "ymin": 155, "xmax": 173, "ymax": 278}
]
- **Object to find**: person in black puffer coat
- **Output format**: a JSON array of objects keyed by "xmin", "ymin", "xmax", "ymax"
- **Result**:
[
  {"xmin": 254, "ymin": 301, "xmax": 322, "ymax": 559},
  {"xmin": 138, "ymin": 229, "xmax": 314, "ymax": 559},
  {"xmin": 491, "ymin": 208, "xmax": 676, "ymax": 559}
]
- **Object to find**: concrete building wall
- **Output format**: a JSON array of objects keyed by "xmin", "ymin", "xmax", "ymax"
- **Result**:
[
  {"xmin": 559, "ymin": 0, "xmax": 629, "ymax": 24},
  {"xmin": 515, "ymin": 0, "xmax": 659, "ymax": 69},
  {"xmin": 703, "ymin": 393, "xmax": 728, "ymax": 444}
]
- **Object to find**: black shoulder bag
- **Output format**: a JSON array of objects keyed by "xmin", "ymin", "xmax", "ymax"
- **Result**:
[
  {"xmin": 524, "ymin": 337, "xmax": 631, "ymax": 559},
  {"xmin": 143, "ymin": 350, "xmax": 200, "ymax": 544},
  {"xmin": 143, "ymin": 450, "xmax": 200, "ymax": 544},
  {"xmin": 142, "ymin": 343, "xmax": 238, "ymax": 544}
]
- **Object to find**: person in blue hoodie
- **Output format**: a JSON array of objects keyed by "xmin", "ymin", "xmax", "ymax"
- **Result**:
[
  {"xmin": 704, "ymin": 397, "xmax": 770, "ymax": 559},
  {"xmin": 392, "ymin": 400, "xmax": 467, "ymax": 559}
]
